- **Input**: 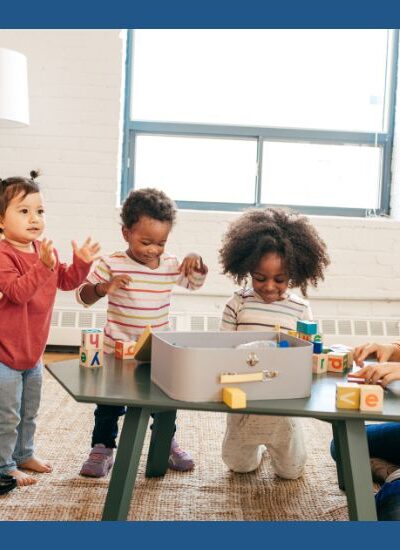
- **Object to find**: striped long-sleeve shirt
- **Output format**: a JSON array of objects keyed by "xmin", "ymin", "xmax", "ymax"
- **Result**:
[
  {"xmin": 220, "ymin": 288, "xmax": 313, "ymax": 333},
  {"xmin": 76, "ymin": 251, "xmax": 207, "ymax": 353}
]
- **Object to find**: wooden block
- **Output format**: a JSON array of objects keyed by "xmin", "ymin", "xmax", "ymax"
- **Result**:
[
  {"xmin": 115, "ymin": 340, "xmax": 137, "ymax": 360},
  {"xmin": 222, "ymin": 387, "xmax": 247, "ymax": 409},
  {"xmin": 287, "ymin": 330, "xmax": 298, "ymax": 338},
  {"xmin": 327, "ymin": 352, "xmax": 350, "ymax": 373},
  {"xmin": 312, "ymin": 353, "xmax": 328, "ymax": 374},
  {"xmin": 336, "ymin": 383, "xmax": 360, "ymax": 410},
  {"xmin": 80, "ymin": 347, "xmax": 103, "ymax": 368},
  {"xmin": 298, "ymin": 333, "xmax": 312, "ymax": 341},
  {"xmin": 359, "ymin": 384, "xmax": 384, "ymax": 412},
  {"xmin": 133, "ymin": 325, "xmax": 152, "ymax": 362},
  {"xmin": 81, "ymin": 328, "xmax": 104, "ymax": 349},
  {"xmin": 296, "ymin": 320, "xmax": 318, "ymax": 335}
]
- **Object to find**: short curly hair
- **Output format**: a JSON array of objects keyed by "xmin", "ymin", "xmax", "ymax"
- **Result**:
[
  {"xmin": 0, "ymin": 170, "xmax": 41, "ymax": 234},
  {"xmin": 219, "ymin": 207, "xmax": 330, "ymax": 296},
  {"xmin": 121, "ymin": 188, "xmax": 177, "ymax": 228}
]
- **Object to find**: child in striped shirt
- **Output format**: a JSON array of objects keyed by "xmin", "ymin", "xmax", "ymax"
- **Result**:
[
  {"xmin": 77, "ymin": 188, "xmax": 208, "ymax": 477},
  {"xmin": 219, "ymin": 207, "xmax": 330, "ymax": 477}
]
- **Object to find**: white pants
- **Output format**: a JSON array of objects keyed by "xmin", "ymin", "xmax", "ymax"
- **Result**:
[{"xmin": 222, "ymin": 413, "xmax": 307, "ymax": 478}]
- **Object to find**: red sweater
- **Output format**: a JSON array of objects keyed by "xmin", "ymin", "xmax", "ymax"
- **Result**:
[{"xmin": 0, "ymin": 240, "xmax": 91, "ymax": 370}]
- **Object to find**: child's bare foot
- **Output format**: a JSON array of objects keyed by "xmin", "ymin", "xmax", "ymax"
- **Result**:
[
  {"xmin": 7, "ymin": 469, "xmax": 37, "ymax": 486},
  {"xmin": 18, "ymin": 457, "xmax": 52, "ymax": 473}
]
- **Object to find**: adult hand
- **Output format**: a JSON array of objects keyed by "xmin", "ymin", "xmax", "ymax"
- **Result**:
[
  {"xmin": 39, "ymin": 238, "xmax": 56, "ymax": 270},
  {"xmin": 353, "ymin": 342, "xmax": 396, "ymax": 366},
  {"xmin": 72, "ymin": 237, "xmax": 101, "ymax": 264},
  {"xmin": 352, "ymin": 362, "xmax": 400, "ymax": 387}
]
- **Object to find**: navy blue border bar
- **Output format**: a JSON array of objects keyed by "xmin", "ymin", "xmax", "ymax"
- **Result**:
[
  {"xmin": 1, "ymin": 0, "xmax": 400, "ymax": 28},
  {"xmin": 1, "ymin": 522, "xmax": 395, "ymax": 549}
]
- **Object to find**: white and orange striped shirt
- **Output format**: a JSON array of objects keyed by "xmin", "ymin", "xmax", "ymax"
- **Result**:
[
  {"xmin": 76, "ymin": 251, "xmax": 206, "ymax": 353},
  {"xmin": 220, "ymin": 288, "xmax": 312, "ymax": 333}
]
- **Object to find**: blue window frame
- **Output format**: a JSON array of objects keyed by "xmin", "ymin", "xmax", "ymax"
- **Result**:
[{"xmin": 121, "ymin": 29, "xmax": 399, "ymax": 217}]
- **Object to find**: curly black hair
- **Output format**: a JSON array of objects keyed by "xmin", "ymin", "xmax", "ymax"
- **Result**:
[
  {"xmin": 121, "ymin": 188, "xmax": 177, "ymax": 228},
  {"xmin": 219, "ymin": 207, "xmax": 330, "ymax": 296},
  {"xmin": 0, "ymin": 170, "xmax": 41, "ymax": 234}
]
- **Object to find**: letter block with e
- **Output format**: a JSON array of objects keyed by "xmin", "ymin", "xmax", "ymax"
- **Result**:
[
  {"xmin": 360, "ymin": 384, "xmax": 384, "ymax": 412},
  {"xmin": 81, "ymin": 328, "xmax": 104, "ymax": 350},
  {"xmin": 80, "ymin": 347, "xmax": 103, "ymax": 368}
]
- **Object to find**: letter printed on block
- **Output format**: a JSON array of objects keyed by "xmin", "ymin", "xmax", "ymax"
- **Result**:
[
  {"xmin": 336, "ymin": 383, "xmax": 361, "ymax": 410},
  {"xmin": 359, "ymin": 384, "xmax": 384, "ymax": 412}
]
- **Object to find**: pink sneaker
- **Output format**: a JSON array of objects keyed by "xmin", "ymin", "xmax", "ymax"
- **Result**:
[
  {"xmin": 168, "ymin": 437, "xmax": 194, "ymax": 472},
  {"xmin": 80, "ymin": 444, "xmax": 114, "ymax": 477}
]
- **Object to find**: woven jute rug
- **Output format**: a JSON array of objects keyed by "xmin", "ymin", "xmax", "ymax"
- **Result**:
[{"xmin": 0, "ymin": 368, "xmax": 349, "ymax": 521}]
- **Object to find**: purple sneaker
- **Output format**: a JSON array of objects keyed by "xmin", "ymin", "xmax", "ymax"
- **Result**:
[
  {"xmin": 168, "ymin": 437, "xmax": 194, "ymax": 472},
  {"xmin": 80, "ymin": 444, "xmax": 114, "ymax": 477}
]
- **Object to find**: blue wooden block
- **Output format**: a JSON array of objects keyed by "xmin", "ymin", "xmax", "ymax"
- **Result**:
[{"xmin": 296, "ymin": 320, "xmax": 318, "ymax": 335}]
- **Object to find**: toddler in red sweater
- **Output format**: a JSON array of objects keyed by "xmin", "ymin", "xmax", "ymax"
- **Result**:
[{"xmin": 0, "ymin": 171, "xmax": 100, "ymax": 486}]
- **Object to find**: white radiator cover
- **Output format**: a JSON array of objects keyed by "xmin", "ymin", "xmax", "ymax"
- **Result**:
[{"xmin": 47, "ymin": 307, "xmax": 400, "ymax": 348}]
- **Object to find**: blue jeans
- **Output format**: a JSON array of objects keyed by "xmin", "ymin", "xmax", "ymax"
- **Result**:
[
  {"xmin": 92, "ymin": 405, "xmax": 176, "ymax": 448},
  {"xmin": 0, "ymin": 361, "xmax": 43, "ymax": 474},
  {"xmin": 330, "ymin": 422, "xmax": 400, "ymax": 465},
  {"xmin": 330, "ymin": 422, "xmax": 400, "ymax": 521}
]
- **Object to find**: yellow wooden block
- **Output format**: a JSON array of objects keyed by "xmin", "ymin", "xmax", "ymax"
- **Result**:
[
  {"xmin": 312, "ymin": 353, "xmax": 328, "ymax": 374},
  {"xmin": 328, "ymin": 352, "xmax": 349, "ymax": 373},
  {"xmin": 133, "ymin": 325, "xmax": 152, "ymax": 362},
  {"xmin": 359, "ymin": 384, "xmax": 384, "ymax": 412},
  {"xmin": 222, "ymin": 387, "xmax": 247, "ymax": 409},
  {"xmin": 287, "ymin": 330, "xmax": 298, "ymax": 338},
  {"xmin": 336, "ymin": 383, "xmax": 360, "ymax": 409}
]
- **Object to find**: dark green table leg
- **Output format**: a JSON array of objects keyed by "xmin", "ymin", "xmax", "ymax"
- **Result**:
[
  {"xmin": 102, "ymin": 406, "xmax": 150, "ymax": 521},
  {"xmin": 335, "ymin": 419, "xmax": 377, "ymax": 520},
  {"xmin": 145, "ymin": 409, "xmax": 177, "ymax": 477},
  {"xmin": 331, "ymin": 421, "xmax": 345, "ymax": 491}
]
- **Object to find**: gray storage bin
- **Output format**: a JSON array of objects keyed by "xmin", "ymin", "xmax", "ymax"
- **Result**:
[{"xmin": 151, "ymin": 331, "xmax": 313, "ymax": 402}]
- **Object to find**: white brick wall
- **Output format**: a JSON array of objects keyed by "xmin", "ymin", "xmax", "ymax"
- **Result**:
[{"xmin": 1, "ymin": 29, "xmax": 400, "ymax": 322}]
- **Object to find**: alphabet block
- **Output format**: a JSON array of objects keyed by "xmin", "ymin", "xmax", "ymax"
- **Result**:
[
  {"xmin": 327, "ymin": 352, "xmax": 350, "ymax": 373},
  {"xmin": 359, "ymin": 384, "xmax": 384, "ymax": 412},
  {"xmin": 222, "ymin": 387, "xmax": 247, "ymax": 409},
  {"xmin": 296, "ymin": 321, "xmax": 318, "ymax": 335},
  {"xmin": 336, "ymin": 383, "xmax": 360, "ymax": 409},
  {"xmin": 80, "ymin": 347, "xmax": 103, "ymax": 368},
  {"xmin": 115, "ymin": 340, "xmax": 137, "ymax": 360},
  {"xmin": 287, "ymin": 330, "xmax": 298, "ymax": 338},
  {"xmin": 81, "ymin": 328, "xmax": 104, "ymax": 350},
  {"xmin": 313, "ymin": 353, "xmax": 328, "ymax": 374}
]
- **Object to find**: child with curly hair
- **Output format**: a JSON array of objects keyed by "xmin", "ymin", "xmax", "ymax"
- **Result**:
[
  {"xmin": 219, "ymin": 207, "xmax": 330, "ymax": 477},
  {"xmin": 0, "ymin": 171, "xmax": 100, "ymax": 486},
  {"xmin": 77, "ymin": 187, "xmax": 208, "ymax": 477}
]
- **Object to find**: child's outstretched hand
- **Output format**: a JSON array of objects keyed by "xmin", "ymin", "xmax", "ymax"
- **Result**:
[
  {"xmin": 40, "ymin": 238, "xmax": 56, "ymax": 270},
  {"xmin": 352, "ymin": 362, "xmax": 400, "ymax": 387},
  {"xmin": 101, "ymin": 274, "xmax": 131, "ymax": 296},
  {"xmin": 179, "ymin": 254, "xmax": 208, "ymax": 277},
  {"xmin": 72, "ymin": 237, "xmax": 101, "ymax": 264}
]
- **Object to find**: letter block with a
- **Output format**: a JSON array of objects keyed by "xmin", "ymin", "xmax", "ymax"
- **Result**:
[{"xmin": 115, "ymin": 340, "xmax": 137, "ymax": 360}]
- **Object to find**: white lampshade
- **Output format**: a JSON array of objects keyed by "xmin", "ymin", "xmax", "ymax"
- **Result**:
[{"xmin": 0, "ymin": 47, "xmax": 29, "ymax": 127}]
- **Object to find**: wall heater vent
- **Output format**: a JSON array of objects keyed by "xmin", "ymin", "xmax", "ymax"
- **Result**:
[{"xmin": 47, "ymin": 307, "xmax": 400, "ymax": 349}]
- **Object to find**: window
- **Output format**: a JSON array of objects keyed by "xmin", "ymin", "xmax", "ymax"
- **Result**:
[{"xmin": 122, "ymin": 29, "xmax": 398, "ymax": 216}]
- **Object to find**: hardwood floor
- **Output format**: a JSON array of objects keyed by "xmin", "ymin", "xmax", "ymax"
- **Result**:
[{"xmin": 44, "ymin": 352, "xmax": 78, "ymax": 363}]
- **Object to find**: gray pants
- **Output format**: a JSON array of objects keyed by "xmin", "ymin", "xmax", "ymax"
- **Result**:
[{"xmin": 222, "ymin": 413, "xmax": 307, "ymax": 478}]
